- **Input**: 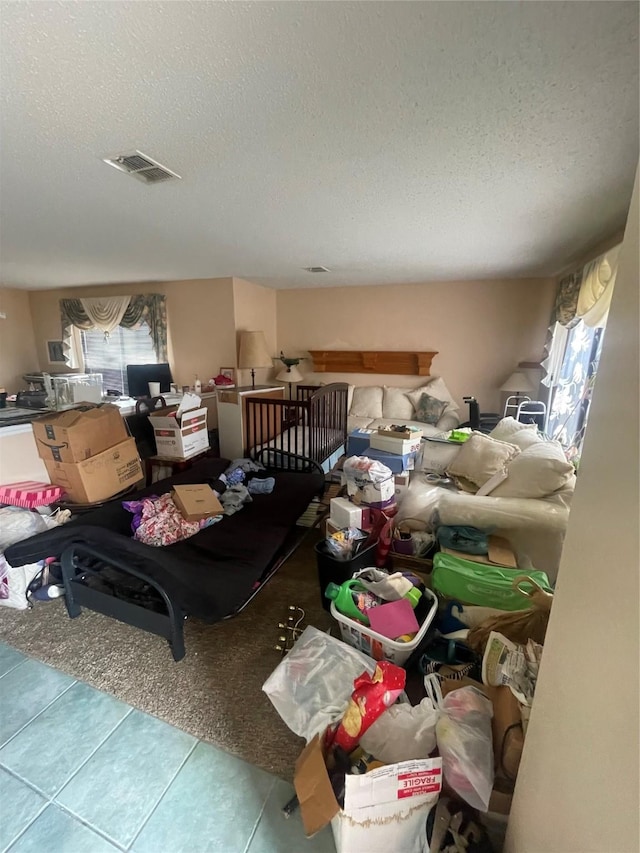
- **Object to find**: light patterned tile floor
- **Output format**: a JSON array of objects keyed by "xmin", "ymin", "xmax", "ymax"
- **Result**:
[{"xmin": 0, "ymin": 643, "xmax": 335, "ymax": 853}]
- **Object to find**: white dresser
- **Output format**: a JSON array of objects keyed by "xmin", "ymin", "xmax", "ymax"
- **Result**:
[{"xmin": 216, "ymin": 385, "xmax": 285, "ymax": 460}]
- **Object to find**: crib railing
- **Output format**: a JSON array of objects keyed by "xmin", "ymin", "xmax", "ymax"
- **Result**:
[{"xmin": 244, "ymin": 383, "xmax": 348, "ymax": 470}]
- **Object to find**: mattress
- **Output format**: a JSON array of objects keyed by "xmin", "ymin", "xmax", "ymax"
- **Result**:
[
  {"xmin": 258, "ymin": 426, "xmax": 344, "ymax": 470},
  {"xmin": 5, "ymin": 458, "xmax": 323, "ymax": 622}
]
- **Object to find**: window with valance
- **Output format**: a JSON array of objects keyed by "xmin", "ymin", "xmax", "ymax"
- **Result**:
[{"xmin": 542, "ymin": 245, "xmax": 619, "ymax": 463}]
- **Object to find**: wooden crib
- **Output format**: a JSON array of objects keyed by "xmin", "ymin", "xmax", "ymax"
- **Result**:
[{"xmin": 244, "ymin": 383, "xmax": 348, "ymax": 471}]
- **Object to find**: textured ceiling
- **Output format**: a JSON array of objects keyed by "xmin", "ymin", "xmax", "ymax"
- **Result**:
[{"xmin": 0, "ymin": 1, "xmax": 638, "ymax": 290}]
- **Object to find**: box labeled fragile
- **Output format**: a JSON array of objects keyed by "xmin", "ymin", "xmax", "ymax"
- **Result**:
[
  {"xmin": 370, "ymin": 433, "xmax": 422, "ymax": 456},
  {"xmin": 294, "ymin": 732, "xmax": 442, "ymax": 853},
  {"xmin": 364, "ymin": 446, "xmax": 416, "ymax": 474},
  {"xmin": 346, "ymin": 429, "xmax": 373, "ymax": 456},
  {"xmin": 32, "ymin": 404, "xmax": 127, "ymax": 463},
  {"xmin": 43, "ymin": 438, "xmax": 143, "ymax": 504},
  {"xmin": 172, "ymin": 484, "xmax": 223, "ymax": 522},
  {"xmin": 149, "ymin": 405, "xmax": 209, "ymax": 460}
]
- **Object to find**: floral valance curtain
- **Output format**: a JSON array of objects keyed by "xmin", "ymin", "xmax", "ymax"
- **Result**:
[
  {"xmin": 551, "ymin": 245, "xmax": 620, "ymax": 329},
  {"xmin": 60, "ymin": 293, "xmax": 168, "ymax": 364}
]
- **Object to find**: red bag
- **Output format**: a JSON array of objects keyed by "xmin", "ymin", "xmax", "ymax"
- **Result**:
[{"xmin": 370, "ymin": 508, "xmax": 398, "ymax": 567}]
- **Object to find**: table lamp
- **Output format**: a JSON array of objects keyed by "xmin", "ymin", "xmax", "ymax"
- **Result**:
[
  {"xmin": 500, "ymin": 370, "xmax": 534, "ymax": 399},
  {"xmin": 238, "ymin": 331, "xmax": 273, "ymax": 388},
  {"xmin": 276, "ymin": 364, "xmax": 303, "ymax": 398}
]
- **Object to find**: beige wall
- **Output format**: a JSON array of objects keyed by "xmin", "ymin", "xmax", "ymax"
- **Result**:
[
  {"xmin": 506, "ymin": 167, "xmax": 640, "ymax": 852},
  {"xmin": 232, "ymin": 277, "xmax": 278, "ymax": 387},
  {"xmin": 276, "ymin": 278, "xmax": 556, "ymax": 411},
  {"xmin": 0, "ymin": 287, "xmax": 39, "ymax": 394},
  {"xmin": 28, "ymin": 278, "xmax": 237, "ymax": 390}
]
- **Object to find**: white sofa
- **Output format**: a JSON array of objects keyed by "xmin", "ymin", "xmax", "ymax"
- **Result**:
[
  {"xmin": 397, "ymin": 418, "xmax": 576, "ymax": 582},
  {"xmin": 345, "ymin": 376, "xmax": 461, "ymax": 437}
]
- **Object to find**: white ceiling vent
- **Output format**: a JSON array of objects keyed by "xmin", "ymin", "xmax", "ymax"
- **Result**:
[
  {"xmin": 103, "ymin": 150, "xmax": 181, "ymax": 184},
  {"xmin": 304, "ymin": 266, "xmax": 330, "ymax": 273}
]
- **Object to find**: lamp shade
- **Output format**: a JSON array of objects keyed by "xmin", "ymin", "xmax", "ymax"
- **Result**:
[
  {"xmin": 500, "ymin": 370, "xmax": 534, "ymax": 393},
  {"xmin": 238, "ymin": 331, "xmax": 272, "ymax": 369},
  {"xmin": 276, "ymin": 365, "xmax": 303, "ymax": 383}
]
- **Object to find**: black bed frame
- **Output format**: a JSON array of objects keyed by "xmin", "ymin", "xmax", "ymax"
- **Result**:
[{"xmin": 56, "ymin": 452, "xmax": 326, "ymax": 662}]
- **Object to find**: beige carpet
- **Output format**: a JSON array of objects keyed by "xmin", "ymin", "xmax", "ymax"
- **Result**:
[{"xmin": 0, "ymin": 531, "xmax": 333, "ymax": 781}]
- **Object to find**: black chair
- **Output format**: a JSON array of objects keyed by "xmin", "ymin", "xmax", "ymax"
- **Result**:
[{"xmin": 124, "ymin": 396, "xmax": 166, "ymax": 461}]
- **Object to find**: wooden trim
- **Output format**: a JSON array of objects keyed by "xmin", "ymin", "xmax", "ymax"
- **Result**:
[{"xmin": 308, "ymin": 350, "xmax": 438, "ymax": 376}]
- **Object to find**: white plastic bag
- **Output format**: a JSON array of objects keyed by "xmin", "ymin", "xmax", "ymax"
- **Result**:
[
  {"xmin": 0, "ymin": 507, "xmax": 51, "ymax": 551},
  {"xmin": 0, "ymin": 554, "xmax": 43, "ymax": 610},
  {"xmin": 359, "ymin": 697, "xmax": 438, "ymax": 763},
  {"xmin": 262, "ymin": 625, "xmax": 376, "ymax": 742},
  {"xmin": 431, "ymin": 682, "xmax": 495, "ymax": 812}
]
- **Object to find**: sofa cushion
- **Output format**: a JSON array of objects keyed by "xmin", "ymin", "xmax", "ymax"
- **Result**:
[
  {"xmin": 382, "ymin": 386, "xmax": 416, "ymax": 420},
  {"xmin": 347, "ymin": 415, "xmax": 376, "ymax": 432},
  {"xmin": 405, "ymin": 377, "xmax": 459, "ymax": 414},
  {"xmin": 414, "ymin": 392, "xmax": 448, "ymax": 425},
  {"xmin": 490, "ymin": 417, "xmax": 541, "ymax": 450},
  {"xmin": 447, "ymin": 432, "xmax": 520, "ymax": 489},
  {"xmin": 350, "ymin": 386, "xmax": 383, "ymax": 419},
  {"xmin": 490, "ymin": 440, "xmax": 575, "ymax": 499}
]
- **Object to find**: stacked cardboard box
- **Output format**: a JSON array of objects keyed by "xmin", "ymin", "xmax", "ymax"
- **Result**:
[{"xmin": 32, "ymin": 404, "xmax": 143, "ymax": 504}]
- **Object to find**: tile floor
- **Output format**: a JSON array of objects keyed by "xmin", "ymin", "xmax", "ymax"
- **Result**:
[{"xmin": 0, "ymin": 643, "xmax": 335, "ymax": 853}]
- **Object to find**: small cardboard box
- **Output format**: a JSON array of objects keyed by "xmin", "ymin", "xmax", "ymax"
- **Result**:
[
  {"xmin": 44, "ymin": 438, "xmax": 143, "ymax": 504},
  {"xmin": 294, "ymin": 733, "xmax": 442, "ymax": 852},
  {"xmin": 370, "ymin": 433, "xmax": 422, "ymax": 456},
  {"xmin": 32, "ymin": 404, "xmax": 127, "ymax": 463},
  {"xmin": 394, "ymin": 471, "xmax": 411, "ymax": 496},
  {"xmin": 149, "ymin": 405, "xmax": 209, "ymax": 460},
  {"xmin": 172, "ymin": 484, "xmax": 223, "ymax": 521},
  {"xmin": 376, "ymin": 426, "xmax": 421, "ymax": 440}
]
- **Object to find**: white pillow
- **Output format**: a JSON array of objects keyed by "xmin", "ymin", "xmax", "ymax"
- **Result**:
[
  {"xmin": 405, "ymin": 377, "xmax": 459, "ymax": 414},
  {"xmin": 382, "ymin": 386, "xmax": 415, "ymax": 420},
  {"xmin": 490, "ymin": 417, "xmax": 541, "ymax": 450},
  {"xmin": 447, "ymin": 432, "xmax": 520, "ymax": 489},
  {"xmin": 350, "ymin": 386, "xmax": 383, "ymax": 419},
  {"xmin": 490, "ymin": 440, "xmax": 574, "ymax": 499}
]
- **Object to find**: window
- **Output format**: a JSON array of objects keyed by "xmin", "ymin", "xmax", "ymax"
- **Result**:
[
  {"xmin": 546, "ymin": 319, "xmax": 605, "ymax": 463},
  {"xmin": 81, "ymin": 322, "xmax": 158, "ymax": 395}
]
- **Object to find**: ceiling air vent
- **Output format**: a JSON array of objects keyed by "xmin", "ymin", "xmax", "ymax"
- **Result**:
[
  {"xmin": 103, "ymin": 150, "xmax": 181, "ymax": 185},
  {"xmin": 304, "ymin": 266, "xmax": 331, "ymax": 273}
]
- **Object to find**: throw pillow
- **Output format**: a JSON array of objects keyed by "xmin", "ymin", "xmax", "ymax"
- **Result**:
[
  {"xmin": 414, "ymin": 392, "xmax": 448, "ymax": 425},
  {"xmin": 405, "ymin": 377, "xmax": 459, "ymax": 415},
  {"xmin": 490, "ymin": 440, "xmax": 575, "ymax": 499},
  {"xmin": 350, "ymin": 385, "xmax": 383, "ymax": 419},
  {"xmin": 447, "ymin": 432, "xmax": 520, "ymax": 489},
  {"xmin": 382, "ymin": 386, "xmax": 416, "ymax": 420},
  {"xmin": 490, "ymin": 417, "xmax": 541, "ymax": 450}
]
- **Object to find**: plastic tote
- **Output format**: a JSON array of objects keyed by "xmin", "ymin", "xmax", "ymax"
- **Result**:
[
  {"xmin": 330, "ymin": 588, "xmax": 438, "ymax": 665},
  {"xmin": 432, "ymin": 552, "xmax": 551, "ymax": 611}
]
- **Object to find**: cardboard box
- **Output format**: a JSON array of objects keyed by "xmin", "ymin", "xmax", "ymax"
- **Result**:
[
  {"xmin": 294, "ymin": 733, "xmax": 442, "ymax": 852},
  {"xmin": 370, "ymin": 433, "xmax": 422, "ymax": 456},
  {"xmin": 330, "ymin": 497, "xmax": 364, "ymax": 529},
  {"xmin": 346, "ymin": 428, "xmax": 373, "ymax": 457},
  {"xmin": 364, "ymin": 446, "xmax": 416, "ymax": 474},
  {"xmin": 149, "ymin": 405, "xmax": 209, "ymax": 460},
  {"xmin": 394, "ymin": 471, "xmax": 411, "ymax": 497},
  {"xmin": 44, "ymin": 438, "xmax": 143, "ymax": 504},
  {"xmin": 32, "ymin": 404, "xmax": 127, "ymax": 463},
  {"xmin": 172, "ymin": 484, "xmax": 223, "ymax": 521},
  {"xmin": 442, "ymin": 535, "xmax": 517, "ymax": 569},
  {"xmin": 376, "ymin": 426, "xmax": 422, "ymax": 440}
]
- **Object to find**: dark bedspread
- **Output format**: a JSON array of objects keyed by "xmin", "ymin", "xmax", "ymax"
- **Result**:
[{"xmin": 5, "ymin": 458, "xmax": 323, "ymax": 622}]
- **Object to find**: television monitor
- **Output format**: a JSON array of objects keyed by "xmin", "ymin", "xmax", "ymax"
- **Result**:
[{"xmin": 126, "ymin": 363, "xmax": 173, "ymax": 398}]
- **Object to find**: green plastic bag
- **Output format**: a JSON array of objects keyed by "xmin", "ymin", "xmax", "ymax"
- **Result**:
[{"xmin": 432, "ymin": 553, "xmax": 552, "ymax": 611}]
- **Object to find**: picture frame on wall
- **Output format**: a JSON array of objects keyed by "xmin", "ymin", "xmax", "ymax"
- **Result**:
[
  {"xmin": 219, "ymin": 367, "xmax": 236, "ymax": 384},
  {"xmin": 47, "ymin": 340, "xmax": 66, "ymax": 364}
]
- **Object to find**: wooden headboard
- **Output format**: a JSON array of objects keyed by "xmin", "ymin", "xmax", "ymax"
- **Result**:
[{"xmin": 308, "ymin": 350, "xmax": 438, "ymax": 376}]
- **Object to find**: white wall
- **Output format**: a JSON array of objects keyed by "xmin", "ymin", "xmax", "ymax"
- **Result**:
[{"xmin": 505, "ymin": 166, "xmax": 639, "ymax": 852}]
